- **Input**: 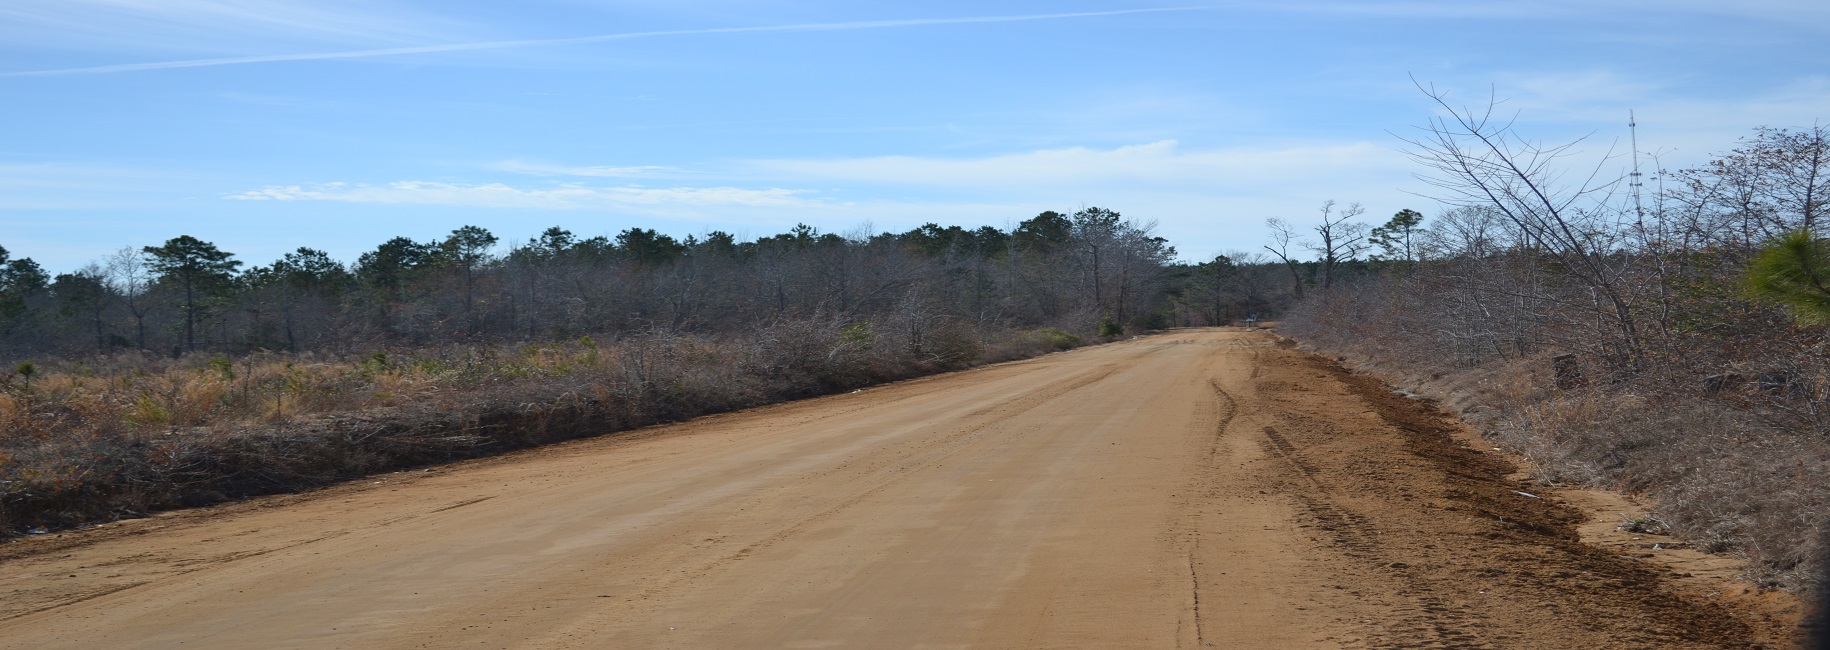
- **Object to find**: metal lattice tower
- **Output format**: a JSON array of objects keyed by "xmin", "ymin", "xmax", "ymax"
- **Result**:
[{"xmin": 1629, "ymin": 110, "xmax": 1645, "ymax": 224}]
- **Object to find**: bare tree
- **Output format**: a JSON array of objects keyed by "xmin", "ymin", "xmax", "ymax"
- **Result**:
[
  {"xmin": 1307, "ymin": 200, "xmax": 1370, "ymax": 289},
  {"xmin": 1224, "ymin": 251, "xmax": 1278, "ymax": 320},
  {"xmin": 1281, "ymin": 113, "xmax": 1830, "ymax": 594},
  {"xmin": 1263, "ymin": 217, "xmax": 1307, "ymax": 300},
  {"xmin": 106, "ymin": 246, "xmax": 155, "ymax": 351},
  {"xmin": 1664, "ymin": 125, "xmax": 1830, "ymax": 253},
  {"xmin": 1398, "ymin": 81, "xmax": 1643, "ymax": 368}
]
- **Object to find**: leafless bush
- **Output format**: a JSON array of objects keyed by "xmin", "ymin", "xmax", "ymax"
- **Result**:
[
  {"xmin": 1280, "ymin": 93, "xmax": 1830, "ymax": 593},
  {"xmin": 1289, "ymin": 275, "xmax": 1830, "ymax": 592}
]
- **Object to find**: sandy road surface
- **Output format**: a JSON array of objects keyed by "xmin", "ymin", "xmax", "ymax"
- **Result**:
[{"xmin": 0, "ymin": 330, "xmax": 1780, "ymax": 648}]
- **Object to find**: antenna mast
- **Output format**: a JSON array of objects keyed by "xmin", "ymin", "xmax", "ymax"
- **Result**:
[{"xmin": 1629, "ymin": 110, "xmax": 1645, "ymax": 224}]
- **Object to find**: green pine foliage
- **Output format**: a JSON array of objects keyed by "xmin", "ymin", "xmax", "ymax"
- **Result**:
[{"xmin": 1745, "ymin": 230, "xmax": 1830, "ymax": 324}]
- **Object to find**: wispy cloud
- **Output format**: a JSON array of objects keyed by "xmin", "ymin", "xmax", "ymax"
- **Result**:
[
  {"xmin": 490, "ymin": 160, "xmax": 682, "ymax": 179},
  {"xmin": 0, "ymin": 161, "xmax": 190, "ymax": 191},
  {"xmin": 0, "ymin": 0, "xmax": 456, "ymax": 54},
  {"xmin": 184, "ymin": 138, "xmax": 1425, "ymax": 263},
  {"xmin": 1250, "ymin": 0, "xmax": 1830, "ymax": 25},
  {"xmin": 224, "ymin": 181, "xmax": 817, "ymax": 209},
  {"xmin": 1409, "ymin": 72, "xmax": 1830, "ymax": 166},
  {"xmin": 751, "ymin": 140, "xmax": 1399, "ymax": 191},
  {"xmin": 1251, "ymin": 1, "xmax": 1542, "ymax": 20},
  {"xmin": 736, "ymin": 139, "xmax": 1424, "ymax": 260},
  {"xmin": 4, "ymin": 7, "xmax": 1213, "ymax": 77}
]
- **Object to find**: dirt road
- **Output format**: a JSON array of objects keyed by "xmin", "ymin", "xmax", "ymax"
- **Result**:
[{"xmin": 0, "ymin": 330, "xmax": 1781, "ymax": 648}]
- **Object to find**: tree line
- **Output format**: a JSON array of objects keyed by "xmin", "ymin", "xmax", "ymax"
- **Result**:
[{"xmin": 0, "ymin": 207, "xmax": 1253, "ymax": 362}]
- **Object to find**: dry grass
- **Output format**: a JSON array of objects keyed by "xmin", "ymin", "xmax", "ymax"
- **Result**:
[
  {"xmin": 1284, "ymin": 311, "xmax": 1830, "ymax": 594},
  {"xmin": 0, "ymin": 319, "xmax": 1085, "ymax": 535},
  {"xmin": 1283, "ymin": 322, "xmax": 1819, "ymax": 586}
]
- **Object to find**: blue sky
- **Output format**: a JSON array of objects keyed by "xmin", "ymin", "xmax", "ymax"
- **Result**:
[{"xmin": 3, "ymin": 1, "xmax": 1827, "ymax": 271}]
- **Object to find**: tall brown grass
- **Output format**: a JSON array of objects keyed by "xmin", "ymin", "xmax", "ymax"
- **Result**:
[{"xmin": 0, "ymin": 318, "xmax": 1084, "ymax": 535}]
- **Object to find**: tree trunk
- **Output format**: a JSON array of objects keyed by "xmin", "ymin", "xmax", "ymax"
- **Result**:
[{"xmin": 184, "ymin": 277, "xmax": 196, "ymax": 353}]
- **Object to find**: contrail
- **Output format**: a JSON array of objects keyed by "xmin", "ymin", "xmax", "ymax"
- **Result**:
[{"xmin": 3, "ymin": 7, "xmax": 1209, "ymax": 78}]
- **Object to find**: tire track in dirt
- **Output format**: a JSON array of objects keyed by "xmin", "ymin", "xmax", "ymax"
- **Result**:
[
  {"xmin": 1250, "ymin": 349, "xmax": 1771, "ymax": 649},
  {"xmin": 1183, "ymin": 378, "xmax": 1241, "ymax": 648},
  {"xmin": 1257, "ymin": 421, "xmax": 1496, "ymax": 648},
  {"xmin": 615, "ymin": 362, "xmax": 1124, "ymax": 605}
]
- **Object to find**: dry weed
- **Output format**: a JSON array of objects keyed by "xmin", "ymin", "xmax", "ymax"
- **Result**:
[
  {"xmin": 1, "ymin": 319, "xmax": 1081, "ymax": 535},
  {"xmin": 1289, "ymin": 308, "xmax": 1830, "ymax": 593}
]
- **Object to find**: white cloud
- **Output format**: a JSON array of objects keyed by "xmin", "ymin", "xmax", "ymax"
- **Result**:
[
  {"xmin": 490, "ymin": 160, "xmax": 682, "ymax": 178},
  {"xmin": 726, "ymin": 139, "xmax": 1426, "ymax": 262},
  {"xmin": 224, "ymin": 180, "xmax": 818, "ymax": 209},
  {"xmin": 750, "ymin": 140, "xmax": 1400, "ymax": 193}
]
